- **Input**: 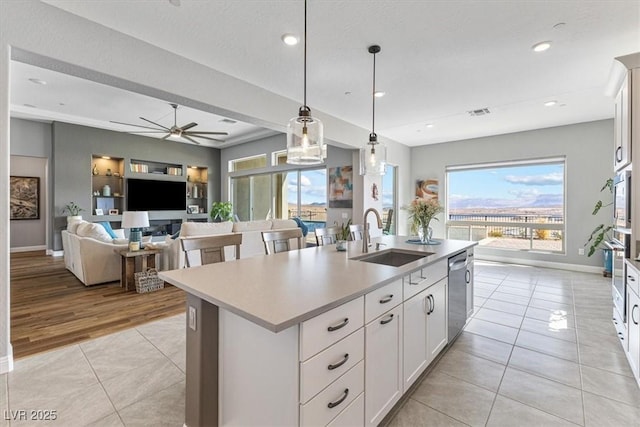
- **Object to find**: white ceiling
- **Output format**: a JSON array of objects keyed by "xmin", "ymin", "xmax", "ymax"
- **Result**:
[{"xmin": 14, "ymin": 0, "xmax": 640, "ymax": 148}]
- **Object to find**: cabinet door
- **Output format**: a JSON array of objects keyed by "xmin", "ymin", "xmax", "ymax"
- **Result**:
[
  {"xmin": 627, "ymin": 288, "xmax": 640, "ymax": 379},
  {"xmin": 402, "ymin": 289, "xmax": 428, "ymax": 391},
  {"xmin": 365, "ymin": 305, "xmax": 403, "ymax": 427},
  {"xmin": 614, "ymin": 76, "xmax": 630, "ymax": 171},
  {"xmin": 466, "ymin": 254, "xmax": 474, "ymax": 319},
  {"xmin": 427, "ymin": 278, "xmax": 448, "ymax": 364}
]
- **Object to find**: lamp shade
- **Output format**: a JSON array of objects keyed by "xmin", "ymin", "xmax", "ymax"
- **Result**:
[
  {"xmin": 359, "ymin": 135, "xmax": 387, "ymax": 176},
  {"xmin": 286, "ymin": 108, "xmax": 325, "ymax": 165},
  {"xmin": 121, "ymin": 211, "xmax": 149, "ymax": 229}
]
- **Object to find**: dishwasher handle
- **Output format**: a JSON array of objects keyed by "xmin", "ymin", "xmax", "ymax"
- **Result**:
[{"xmin": 449, "ymin": 258, "xmax": 467, "ymax": 271}]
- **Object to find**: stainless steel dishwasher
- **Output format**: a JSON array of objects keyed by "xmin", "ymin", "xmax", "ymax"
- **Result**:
[{"xmin": 448, "ymin": 251, "xmax": 468, "ymax": 341}]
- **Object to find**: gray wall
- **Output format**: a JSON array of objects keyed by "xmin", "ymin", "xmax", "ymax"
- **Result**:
[
  {"xmin": 51, "ymin": 122, "xmax": 221, "ymax": 250},
  {"xmin": 221, "ymin": 135, "xmax": 356, "ymax": 227},
  {"xmin": 10, "ymin": 118, "xmax": 52, "ymax": 250},
  {"xmin": 410, "ymin": 119, "xmax": 613, "ymax": 268}
]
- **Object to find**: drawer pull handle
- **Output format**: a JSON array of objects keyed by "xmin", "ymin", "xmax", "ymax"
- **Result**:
[
  {"xmin": 327, "ymin": 353, "xmax": 349, "ymax": 371},
  {"xmin": 409, "ymin": 279, "xmax": 420, "ymax": 285},
  {"xmin": 379, "ymin": 295, "xmax": 394, "ymax": 304},
  {"xmin": 327, "ymin": 318, "xmax": 349, "ymax": 332},
  {"xmin": 633, "ymin": 304, "xmax": 639, "ymax": 325},
  {"xmin": 616, "ymin": 146, "xmax": 623, "ymax": 162},
  {"xmin": 628, "ymin": 275, "xmax": 636, "ymax": 282},
  {"xmin": 380, "ymin": 313, "xmax": 394, "ymax": 325},
  {"xmin": 327, "ymin": 388, "xmax": 349, "ymax": 409}
]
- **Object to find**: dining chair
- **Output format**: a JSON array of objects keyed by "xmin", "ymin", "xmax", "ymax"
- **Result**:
[
  {"xmin": 262, "ymin": 228, "xmax": 303, "ymax": 255},
  {"xmin": 180, "ymin": 233, "xmax": 242, "ymax": 267},
  {"xmin": 315, "ymin": 226, "xmax": 340, "ymax": 246},
  {"xmin": 349, "ymin": 224, "xmax": 365, "ymax": 241}
]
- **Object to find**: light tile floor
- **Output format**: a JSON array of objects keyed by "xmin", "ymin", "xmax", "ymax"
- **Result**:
[
  {"xmin": 389, "ymin": 261, "xmax": 640, "ymax": 427},
  {"xmin": 1, "ymin": 261, "xmax": 639, "ymax": 426}
]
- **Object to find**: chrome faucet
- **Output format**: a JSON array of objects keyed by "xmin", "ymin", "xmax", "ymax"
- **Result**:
[{"xmin": 363, "ymin": 208, "xmax": 383, "ymax": 253}]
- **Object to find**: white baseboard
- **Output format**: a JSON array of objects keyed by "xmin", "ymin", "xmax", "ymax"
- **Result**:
[
  {"xmin": 48, "ymin": 249, "xmax": 64, "ymax": 257},
  {"xmin": 10, "ymin": 245, "xmax": 46, "ymax": 253},
  {"xmin": 476, "ymin": 253, "xmax": 603, "ymax": 274},
  {"xmin": 0, "ymin": 345, "xmax": 14, "ymax": 374}
]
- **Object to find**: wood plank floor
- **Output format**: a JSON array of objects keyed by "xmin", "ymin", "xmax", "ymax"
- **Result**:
[{"xmin": 10, "ymin": 251, "xmax": 186, "ymax": 359}]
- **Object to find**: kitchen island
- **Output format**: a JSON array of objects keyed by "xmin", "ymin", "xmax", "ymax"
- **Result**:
[{"xmin": 160, "ymin": 235, "xmax": 476, "ymax": 427}]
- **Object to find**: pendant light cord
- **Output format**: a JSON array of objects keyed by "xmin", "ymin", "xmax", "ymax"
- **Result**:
[
  {"xmin": 303, "ymin": 0, "xmax": 307, "ymax": 109},
  {"xmin": 372, "ymin": 50, "xmax": 376, "ymax": 136}
]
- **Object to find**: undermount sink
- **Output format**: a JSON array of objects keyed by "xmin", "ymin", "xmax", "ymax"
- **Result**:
[{"xmin": 354, "ymin": 249, "xmax": 433, "ymax": 267}]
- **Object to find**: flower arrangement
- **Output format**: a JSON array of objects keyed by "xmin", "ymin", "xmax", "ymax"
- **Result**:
[
  {"xmin": 404, "ymin": 198, "xmax": 444, "ymax": 242},
  {"xmin": 63, "ymin": 202, "xmax": 84, "ymax": 216},
  {"xmin": 335, "ymin": 218, "xmax": 352, "ymax": 241}
]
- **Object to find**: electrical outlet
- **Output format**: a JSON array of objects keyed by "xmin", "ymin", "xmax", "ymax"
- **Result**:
[
  {"xmin": 188, "ymin": 306, "xmax": 197, "ymax": 331},
  {"xmin": 578, "ymin": 248, "xmax": 585, "ymax": 256},
  {"xmin": 341, "ymin": 212, "xmax": 348, "ymax": 219}
]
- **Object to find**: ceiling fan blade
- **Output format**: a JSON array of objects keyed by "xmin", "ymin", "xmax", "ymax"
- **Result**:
[
  {"xmin": 184, "ymin": 133, "xmax": 226, "ymax": 143},
  {"xmin": 161, "ymin": 134, "xmax": 172, "ymax": 140},
  {"xmin": 180, "ymin": 122, "xmax": 198, "ymax": 131},
  {"xmin": 127, "ymin": 131, "xmax": 167, "ymax": 134},
  {"xmin": 182, "ymin": 135, "xmax": 201, "ymax": 145},
  {"xmin": 185, "ymin": 131, "xmax": 229, "ymax": 135},
  {"xmin": 140, "ymin": 117, "xmax": 171, "ymax": 130},
  {"xmin": 110, "ymin": 120, "xmax": 164, "ymax": 131}
]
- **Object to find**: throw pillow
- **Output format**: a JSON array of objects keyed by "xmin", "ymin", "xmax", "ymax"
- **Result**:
[
  {"xmin": 96, "ymin": 221, "xmax": 118, "ymax": 239},
  {"xmin": 67, "ymin": 220, "xmax": 88, "ymax": 234},
  {"xmin": 76, "ymin": 222, "xmax": 113, "ymax": 243},
  {"xmin": 292, "ymin": 217, "xmax": 309, "ymax": 237}
]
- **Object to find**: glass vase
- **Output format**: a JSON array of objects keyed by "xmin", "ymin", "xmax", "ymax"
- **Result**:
[{"xmin": 417, "ymin": 218, "xmax": 433, "ymax": 244}]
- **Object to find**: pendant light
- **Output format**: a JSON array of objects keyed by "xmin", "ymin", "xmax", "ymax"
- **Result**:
[
  {"xmin": 286, "ymin": 0, "xmax": 325, "ymax": 165},
  {"xmin": 359, "ymin": 45, "xmax": 387, "ymax": 176}
]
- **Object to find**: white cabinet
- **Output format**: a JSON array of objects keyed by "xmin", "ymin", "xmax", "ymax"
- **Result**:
[
  {"xmin": 365, "ymin": 305, "xmax": 403, "ymax": 426},
  {"xmin": 466, "ymin": 249, "xmax": 474, "ymax": 319},
  {"xmin": 614, "ymin": 75, "xmax": 631, "ymax": 171},
  {"xmin": 402, "ymin": 277, "xmax": 448, "ymax": 391},
  {"xmin": 427, "ymin": 278, "xmax": 448, "ymax": 362},
  {"xmin": 627, "ymin": 287, "xmax": 639, "ymax": 379}
]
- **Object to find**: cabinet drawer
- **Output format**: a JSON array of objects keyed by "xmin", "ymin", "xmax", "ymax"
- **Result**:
[
  {"xmin": 300, "ymin": 297, "xmax": 364, "ymax": 361},
  {"xmin": 403, "ymin": 259, "xmax": 447, "ymax": 300},
  {"xmin": 300, "ymin": 361, "xmax": 364, "ymax": 427},
  {"xmin": 300, "ymin": 328, "xmax": 364, "ymax": 404},
  {"xmin": 326, "ymin": 392, "xmax": 364, "ymax": 427},
  {"xmin": 365, "ymin": 279, "xmax": 403, "ymax": 323},
  {"xmin": 626, "ymin": 260, "xmax": 639, "ymax": 296}
]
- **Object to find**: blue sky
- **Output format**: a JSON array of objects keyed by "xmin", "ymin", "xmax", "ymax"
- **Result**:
[{"xmin": 448, "ymin": 163, "xmax": 564, "ymax": 209}]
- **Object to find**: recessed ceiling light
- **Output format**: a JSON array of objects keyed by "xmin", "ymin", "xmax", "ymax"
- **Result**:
[
  {"xmin": 58, "ymin": 102, "xmax": 65, "ymax": 106},
  {"xmin": 426, "ymin": 124, "xmax": 434, "ymax": 128},
  {"xmin": 544, "ymin": 100, "xmax": 557, "ymax": 107},
  {"xmin": 553, "ymin": 22, "xmax": 566, "ymax": 30},
  {"xmin": 374, "ymin": 91, "xmax": 385, "ymax": 98},
  {"xmin": 532, "ymin": 41, "xmax": 552, "ymax": 52},
  {"xmin": 168, "ymin": 0, "xmax": 181, "ymax": 6},
  {"xmin": 23, "ymin": 104, "xmax": 37, "ymax": 108},
  {"xmin": 281, "ymin": 34, "xmax": 299, "ymax": 46},
  {"xmin": 28, "ymin": 78, "xmax": 47, "ymax": 85},
  {"xmin": 344, "ymin": 91, "xmax": 352, "ymax": 96}
]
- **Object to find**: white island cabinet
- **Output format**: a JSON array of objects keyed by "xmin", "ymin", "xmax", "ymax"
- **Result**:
[{"xmin": 159, "ymin": 236, "xmax": 476, "ymax": 426}]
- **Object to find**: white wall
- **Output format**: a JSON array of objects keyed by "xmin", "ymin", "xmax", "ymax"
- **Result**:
[{"xmin": 410, "ymin": 120, "xmax": 613, "ymax": 268}]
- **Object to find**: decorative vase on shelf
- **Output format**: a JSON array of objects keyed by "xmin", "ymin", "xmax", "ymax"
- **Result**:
[{"xmin": 102, "ymin": 184, "xmax": 111, "ymax": 197}]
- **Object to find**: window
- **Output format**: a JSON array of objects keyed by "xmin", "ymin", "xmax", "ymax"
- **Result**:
[
  {"xmin": 381, "ymin": 164, "xmax": 397, "ymax": 234},
  {"xmin": 229, "ymin": 154, "xmax": 267, "ymax": 172},
  {"xmin": 446, "ymin": 158, "xmax": 565, "ymax": 253},
  {"xmin": 272, "ymin": 150, "xmax": 288, "ymax": 166}
]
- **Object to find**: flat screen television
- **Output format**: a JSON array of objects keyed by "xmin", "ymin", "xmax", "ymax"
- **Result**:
[{"xmin": 127, "ymin": 179, "xmax": 186, "ymax": 211}]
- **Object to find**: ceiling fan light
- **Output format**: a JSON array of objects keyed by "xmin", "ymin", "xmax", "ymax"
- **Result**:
[{"xmin": 286, "ymin": 108, "xmax": 324, "ymax": 165}]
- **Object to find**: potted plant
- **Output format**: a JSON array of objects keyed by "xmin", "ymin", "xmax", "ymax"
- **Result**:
[
  {"xmin": 210, "ymin": 201, "xmax": 233, "ymax": 222},
  {"xmin": 63, "ymin": 201, "xmax": 84, "ymax": 225},
  {"xmin": 584, "ymin": 178, "xmax": 614, "ymax": 275},
  {"xmin": 335, "ymin": 219, "xmax": 352, "ymax": 251}
]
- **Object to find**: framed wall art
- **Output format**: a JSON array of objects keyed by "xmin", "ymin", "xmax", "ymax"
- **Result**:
[
  {"xmin": 328, "ymin": 166, "xmax": 353, "ymax": 208},
  {"xmin": 10, "ymin": 176, "xmax": 40, "ymax": 220}
]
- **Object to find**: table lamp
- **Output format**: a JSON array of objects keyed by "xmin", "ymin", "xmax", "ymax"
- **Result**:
[{"xmin": 122, "ymin": 211, "xmax": 149, "ymax": 250}]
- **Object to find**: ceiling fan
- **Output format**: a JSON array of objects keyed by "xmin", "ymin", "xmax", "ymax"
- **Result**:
[{"xmin": 111, "ymin": 103, "xmax": 229, "ymax": 145}]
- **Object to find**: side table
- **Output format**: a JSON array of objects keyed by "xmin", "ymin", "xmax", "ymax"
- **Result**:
[{"xmin": 117, "ymin": 248, "xmax": 162, "ymax": 291}]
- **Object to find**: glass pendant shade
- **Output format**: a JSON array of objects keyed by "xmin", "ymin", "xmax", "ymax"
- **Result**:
[
  {"xmin": 287, "ymin": 107, "xmax": 324, "ymax": 165},
  {"xmin": 359, "ymin": 133, "xmax": 386, "ymax": 175}
]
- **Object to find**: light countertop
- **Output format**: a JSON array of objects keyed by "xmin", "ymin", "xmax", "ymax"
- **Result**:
[{"xmin": 159, "ymin": 235, "xmax": 476, "ymax": 332}]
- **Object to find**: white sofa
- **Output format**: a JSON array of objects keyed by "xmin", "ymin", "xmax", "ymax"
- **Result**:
[
  {"xmin": 61, "ymin": 220, "xmax": 129, "ymax": 286},
  {"xmin": 166, "ymin": 219, "xmax": 302, "ymax": 270}
]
